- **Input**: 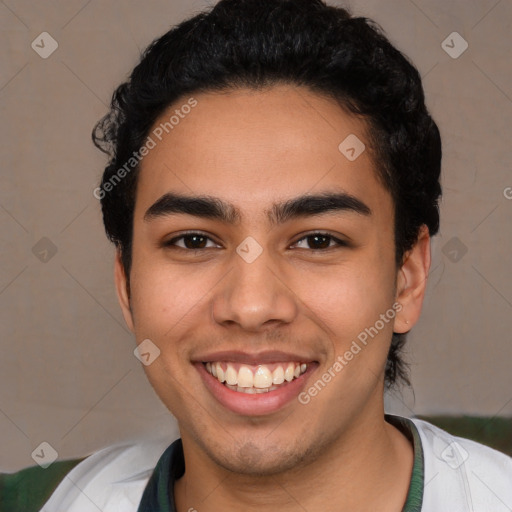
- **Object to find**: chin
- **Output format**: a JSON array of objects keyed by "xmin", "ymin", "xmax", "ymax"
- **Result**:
[{"xmin": 203, "ymin": 437, "xmax": 315, "ymax": 477}]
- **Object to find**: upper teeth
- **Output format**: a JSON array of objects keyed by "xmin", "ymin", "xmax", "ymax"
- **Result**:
[{"xmin": 205, "ymin": 362, "xmax": 307, "ymax": 389}]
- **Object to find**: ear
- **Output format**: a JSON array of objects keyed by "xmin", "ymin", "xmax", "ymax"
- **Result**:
[
  {"xmin": 394, "ymin": 225, "xmax": 431, "ymax": 333},
  {"xmin": 114, "ymin": 250, "xmax": 135, "ymax": 333}
]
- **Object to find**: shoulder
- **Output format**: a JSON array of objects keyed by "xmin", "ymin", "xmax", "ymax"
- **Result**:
[
  {"xmin": 1, "ymin": 436, "xmax": 175, "ymax": 512},
  {"xmin": 410, "ymin": 417, "xmax": 512, "ymax": 512}
]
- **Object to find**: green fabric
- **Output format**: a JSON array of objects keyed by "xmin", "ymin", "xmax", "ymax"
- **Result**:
[
  {"xmin": 386, "ymin": 415, "xmax": 425, "ymax": 512},
  {"xmin": 138, "ymin": 417, "xmax": 425, "ymax": 512},
  {"xmin": 137, "ymin": 438, "xmax": 183, "ymax": 512},
  {"xmin": 0, "ymin": 458, "xmax": 85, "ymax": 512}
]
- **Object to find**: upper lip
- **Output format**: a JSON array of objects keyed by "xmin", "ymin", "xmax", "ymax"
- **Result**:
[{"xmin": 193, "ymin": 350, "xmax": 317, "ymax": 364}]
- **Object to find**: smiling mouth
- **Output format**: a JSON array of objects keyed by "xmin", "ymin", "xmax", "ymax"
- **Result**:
[{"xmin": 203, "ymin": 361, "xmax": 308, "ymax": 394}]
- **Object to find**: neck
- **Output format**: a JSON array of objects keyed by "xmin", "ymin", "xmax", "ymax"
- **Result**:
[{"xmin": 174, "ymin": 409, "xmax": 413, "ymax": 512}]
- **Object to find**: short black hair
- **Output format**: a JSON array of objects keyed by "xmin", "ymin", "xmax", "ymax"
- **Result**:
[{"xmin": 93, "ymin": 0, "xmax": 442, "ymax": 388}]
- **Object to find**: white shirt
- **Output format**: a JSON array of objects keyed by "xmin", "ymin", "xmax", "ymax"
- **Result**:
[{"xmin": 39, "ymin": 417, "xmax": 512, "ymax": 512}]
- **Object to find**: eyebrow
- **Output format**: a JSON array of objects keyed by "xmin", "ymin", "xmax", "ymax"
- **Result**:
[{"xmin": 144, "ymin": 191, "xmax": 371, "ymax": 225}]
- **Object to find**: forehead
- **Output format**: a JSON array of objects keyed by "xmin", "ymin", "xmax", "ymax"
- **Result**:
[{"xmin": 135, "ymin": 85, "xmax": 392, "ymax": 222}]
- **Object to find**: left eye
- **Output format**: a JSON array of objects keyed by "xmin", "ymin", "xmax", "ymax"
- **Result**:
[{"xmin": 292, "ymin": 233, "xmax": 346, "ymax": 250}]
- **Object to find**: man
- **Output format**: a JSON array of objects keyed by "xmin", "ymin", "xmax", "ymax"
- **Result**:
[{"xmin": 2, "ymin": 0, "xmax": 511, "ymax": 510}]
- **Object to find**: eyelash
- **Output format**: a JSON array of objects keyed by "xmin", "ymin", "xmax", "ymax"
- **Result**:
[{"xmin": 163, "ymin": 231, "xmax": 348, "ymax": 252}]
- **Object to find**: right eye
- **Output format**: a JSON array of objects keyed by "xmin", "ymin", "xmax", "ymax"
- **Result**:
[{"xmin": 163, "ymin": 232, "xmax": 221, "ymax": 251}]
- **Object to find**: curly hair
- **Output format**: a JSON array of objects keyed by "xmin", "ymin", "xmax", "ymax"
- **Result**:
[{"xmin": 93, "ymin": 0, "xmax": 442, "ymax": 388}]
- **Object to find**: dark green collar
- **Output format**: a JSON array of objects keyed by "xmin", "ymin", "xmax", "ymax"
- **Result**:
[
  {"xmin": 137, "ymin": 438, "xmax": 184, "ymax": 512},
  {"xmin": 386, "ymin": 414, "xmax": 425, "ymax": 512},
  {"xmin": 137, "ymin": 416, "xmax": 424, "ymax": 512}
]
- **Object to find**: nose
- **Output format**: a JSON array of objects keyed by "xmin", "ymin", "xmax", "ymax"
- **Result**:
[{"xmin": 212, "ymin": 249, "xmax": 298, "ymax": 332}]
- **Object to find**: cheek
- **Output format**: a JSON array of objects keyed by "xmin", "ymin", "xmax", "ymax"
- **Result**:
[
  {"xmin": 307, "ymin": 269, "xmax": 397, "ymax": 395},
  {"xmin": 128, "ymin": 244, "xmax": 230, "ymax": 346},
  {"xmin": 302, "ymin": 261, "xmax": 396, "ymax": 339},
  {"xmin": 130, "ymin": 264, "xmax": 207, "ymax": 332}
]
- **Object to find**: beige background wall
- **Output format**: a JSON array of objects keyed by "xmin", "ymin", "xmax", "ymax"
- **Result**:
[{"xmin": 1, "ymin": 0, "xmax": 511, "ymax": 471}]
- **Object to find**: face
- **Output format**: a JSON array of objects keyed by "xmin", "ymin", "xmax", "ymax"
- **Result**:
[{"xmin": 115, "ymin": 85, "xmax": 427, "ymax": 475}]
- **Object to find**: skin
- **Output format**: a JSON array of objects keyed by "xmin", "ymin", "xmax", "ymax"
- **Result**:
[{"xmin": 114, "ymin": 84, "xmax": 431, "ymax": 512}]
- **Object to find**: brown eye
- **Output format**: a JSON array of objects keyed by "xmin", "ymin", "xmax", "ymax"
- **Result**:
[
  {"xmin": 164, "ymin": 233, "xmax": 220, "ymax": 250},
  {"xmin": 306, "ymin": 234, "xmax": 331, "ymax": 249},
  {"xmin": 182, "ymin": 234, "xmax": 208, "ymax": 249},
  {"xmin": 292, "ymin": 232, "xmax": 347, "ymax": 251}
]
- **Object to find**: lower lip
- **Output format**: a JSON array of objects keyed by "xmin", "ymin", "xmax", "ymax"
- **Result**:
[{"xmin": 196, "ymin": 362, "xmax": 315, "ymax": 416}]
